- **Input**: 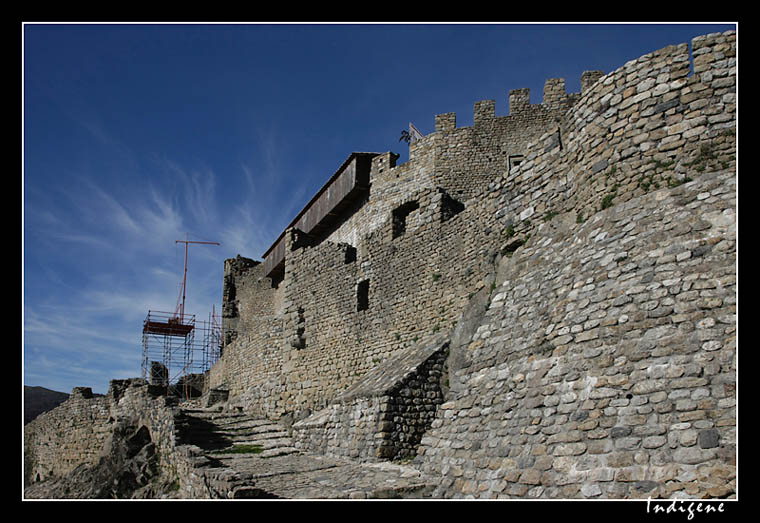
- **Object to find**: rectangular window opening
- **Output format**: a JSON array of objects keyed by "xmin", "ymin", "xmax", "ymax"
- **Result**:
[
  {"xmin": 343, "ymin": 244, "xmax": 357, "ymax": 264},
  {"xmin": 357, "ymin": 279, "xmax": 369, "ymax": 312},
  {"xmin": 392, "ymin": 200, "xmax": 420, "ymax": 239},
  {"xmin": 440, "ymin": 191, "xmax": 465, "ymax": 222}
]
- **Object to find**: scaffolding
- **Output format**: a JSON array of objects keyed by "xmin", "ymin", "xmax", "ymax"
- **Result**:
[
  {"xmin": 141, "ymin": 308, "xmax": 222, "ymax": 399},
  {"xmin": 141, "ymin": 236, "xmax": 222, "ymax": 400}
]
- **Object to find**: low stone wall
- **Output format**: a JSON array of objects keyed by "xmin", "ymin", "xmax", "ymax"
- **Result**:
[
  {"xmin": 24, "ymin": 386, "xmax": 112, "ymax": 484},
  {"xmin": 107, "ymin": 379, "xmax": 184, "ymax": 486},
  {"xmin": 293, "ymin": 338, "xmax": 449, "ymax": 461},
  {"xmin": 24, "ymin": 379, "xmax": 199, "ymax": 495}
]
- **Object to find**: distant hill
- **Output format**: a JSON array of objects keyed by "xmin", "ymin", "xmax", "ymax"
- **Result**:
[{"xmin": 24, "ymin": 386, "xmax": 69, "ymax": 424}]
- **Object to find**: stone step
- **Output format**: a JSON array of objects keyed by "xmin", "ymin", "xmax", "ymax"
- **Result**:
[
  {"xmin": 180, "ymin": 417, "xmax": 285, "ymax": 435},
  {"xmin": 178, "ymin": 430, "xmax": 289, "ymax": 443},
  {"xmin": 173, "ymin": 407, "xmax": 437, "ymax": 498},
  {"xmin": 176, "ymin": 408, "xmax": 295, "ymax": 454},
  {"xmin": 181, "ymin": 434, "xmax": 291, "ymax": 450},
  {"xmin": 261, "ymin": 447, "xmax": 300, "ymax": 458},
  {"xmin": 180, "ymin": 410, "xmax": 260, "ymax": 421},
  {"xmin": 219, "ymin": 422, "xmax": 288, "ymax": 434},
  {"xmin": 179, "ymin": 413, "xmax": 256, "ymax": 426},
  {"xmin": 208, "ymin": 445, "xmax": 300, "ymax": 460},
  {"xmin": 178, "ymin": 423, "xmax": 288, "ymax": 438},
  {"xmin": 214, "ymin": 418, "xmax": 275, "ymax": 428},
  {"xmin": 229, "ymin": 437, "xmax": 294, "ymax": 449}
]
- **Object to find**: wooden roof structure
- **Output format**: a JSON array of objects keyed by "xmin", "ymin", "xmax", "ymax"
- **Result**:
[{"xmin": 262, "ymin": 152, "xmax": 379, "ymax": 280}]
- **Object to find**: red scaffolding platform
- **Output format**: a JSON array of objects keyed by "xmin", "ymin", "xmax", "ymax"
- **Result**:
[{"xmin": 141, "ymin": 309, "xmax": 222, "ymax": 399}]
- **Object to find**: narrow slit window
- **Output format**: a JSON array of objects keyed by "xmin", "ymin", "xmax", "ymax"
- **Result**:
[{"xmin": 357, "ymin": 279, "xmax": 369, "ymax": 312}]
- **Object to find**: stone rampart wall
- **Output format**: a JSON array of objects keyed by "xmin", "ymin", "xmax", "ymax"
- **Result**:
[
  {"xmin": 404, "ymin": 31, "xmax": 736, "ymax": 498},
  {"xmin": 209, "ymin": 84, "xmax": 577, "ymax": 419},
  {"xmin": 24, "ymin": 387, "xmax": 112, "ymax": 483},
  {"xmin": 24, "ymin": 380, "xmax": 182, "ymax": 488},
  {"xmin": 414, "ymin": 166, "xmax": 736, "ymax": 498},
  {"xmin": 430, "ymin": 93, "xmax": 561, "ymax": 202},
  {"xmin": 480, "ymin": 31, "xmax": 735, "ymax": 242},
  {"xmin": 269, "ymin": 181, "xmax": 509, "ymax": 418}
]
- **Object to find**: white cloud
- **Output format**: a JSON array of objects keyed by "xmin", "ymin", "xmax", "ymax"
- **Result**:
[
  {"xmin": 23, "ymin": 121, "xmax": 311, "ymax": 394},
  {"xmin": 160, "ymin": 159, "xmax": 219, "ymax": 230}
]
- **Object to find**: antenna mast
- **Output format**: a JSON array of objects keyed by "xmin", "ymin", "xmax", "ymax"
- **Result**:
[{"xmin": 175, "ymin": 235, "xmax": 220, "ymax": 322}]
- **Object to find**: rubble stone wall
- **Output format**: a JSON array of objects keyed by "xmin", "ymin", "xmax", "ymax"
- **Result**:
[
  {"xmin": 24, "ymin": 387, "xmax": 112, "ymax": 483},
  {"xmin": 292, "ymin": 338, "xmax": 449, "ymax": 462},
  {"xmin": 410, "ymin": 30, "xmax": 736, "ymax": 498},
  {"xmin": 414, "ymin": 167, "xmax": 736, "ymax": 498},
  {"xmin": 24, "ymin": 380, "xmax": 183, "ymax": 489}
]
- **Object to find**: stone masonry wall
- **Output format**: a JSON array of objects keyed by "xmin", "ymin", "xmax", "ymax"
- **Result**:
[
  {"xmin": 414, "ymin": 167, "xmax": 736, "ymax": 499},
  {"xmin": 410, "ymin": 31, "xmax": 736, "ymax": 498},
  {"xmin": 205, "ymin": 316, "xmax": 286, "ymax": 418},
  {"xmin": 204, "ymin": 31, "xmax": 735, "ymax": 499},
  {"xmin": 271, "ymin": 181, "xmax": 510, "ymax": 418},
  {"xmin": 209, "ymin": 257, "xmax": 286, "ymax": 417},
  {"xmin": 24, "ymin": 387, "xmax": 112, "ymax": 483},
  {"xmin": 209, "ymin": 75, "xmax": 579, "ymax": 420},
  {"xmin": 222, "ymin": 255, "xmax": 282, "ymax": 346},
  {"xmin": 23, "ymin": 378, "xmax": 238, "ymax": 498},
  {"xmin": 430, "ymin": 82, "xmax": 569, "ymax": 202},
  {"xmin": 315, "ymin": 77, "xmax": 576, "ymax": 254},
  {"xmin": 477, "ymin": 31, "xmax": 736, "ymax": 243}
]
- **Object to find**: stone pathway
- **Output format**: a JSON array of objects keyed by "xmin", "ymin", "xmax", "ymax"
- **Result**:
[{"xmin": 174, "ymin": 407, "xmax": 435, "ymax": 499}]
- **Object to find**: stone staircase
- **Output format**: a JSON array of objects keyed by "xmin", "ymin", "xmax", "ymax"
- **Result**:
[
  {"xmin": 171, "ymin": 405, "xmax": 436, "ymax": 499},
  {"xmin": 175, "ymin": 408, "xmax": 299, "ymax": 458}
]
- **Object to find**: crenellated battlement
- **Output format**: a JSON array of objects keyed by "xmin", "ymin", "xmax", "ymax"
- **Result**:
[{"xmin": 431, "ymin": 70, "xmax": 606, "ymax": 137}]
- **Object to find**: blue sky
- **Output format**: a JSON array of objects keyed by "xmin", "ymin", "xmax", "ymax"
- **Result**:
[{"xmin": 22, "ymin": 22, "xmax": 736, "ymax": 395}]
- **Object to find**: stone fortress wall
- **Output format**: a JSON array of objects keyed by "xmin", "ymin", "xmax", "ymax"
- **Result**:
[
  {"xmin": 24, "ymin": 31, "xmax": 736, "ymax": 499},
  {"xmin": 23, "ymin": 380, "xmax": 181, "ymax": 487},
  {"xmin": 24, "ymin": 387, "xmax": 112, "ymax": 483},
  {"xmin": 208, "ymin": 63, "xmax": 598, "ymax": 418},
  {"xmin": 208, "ymin": 30, "xmax": 736, "ymax": 498}
]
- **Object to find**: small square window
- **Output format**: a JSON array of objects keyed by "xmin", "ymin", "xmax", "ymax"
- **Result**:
[
  {"xmin": 392, "ymin": 201, "xmax": 420, "ymax": 239},
  {"xmin": 509, "ymin": 155, "xmax": 525, "ymax": 171}
]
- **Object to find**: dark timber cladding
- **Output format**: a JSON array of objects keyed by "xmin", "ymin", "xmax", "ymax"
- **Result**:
[{"xmin": 262, "ymin": 152, "xmax": 379, "ymax": 280}]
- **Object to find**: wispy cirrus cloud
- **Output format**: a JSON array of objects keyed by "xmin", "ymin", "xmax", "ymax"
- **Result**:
[
  {"xmin": 24, "ymin": 117, "xmax": 311, "ymax": 394},
  {"xmin": 223, "ymin": 124, "xmax": 315, "ymax": 259},
  {"xmin": 24, "ymin": 161, "xmax": 223, "ymax": 393},
  {"xmin": 222, "ymin": 162, "xmax": 312, "ymax": 259},
  {"xmin": 160, "ymin": 159, "xmax": 219, "ymax": 231}
]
